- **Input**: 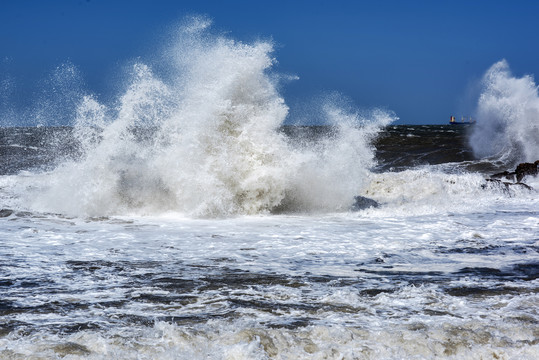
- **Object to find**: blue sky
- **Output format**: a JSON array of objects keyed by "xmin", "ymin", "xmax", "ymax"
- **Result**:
[{"xmin": 1, "ymin": 0, "xmax": 539, "ymax": 125}]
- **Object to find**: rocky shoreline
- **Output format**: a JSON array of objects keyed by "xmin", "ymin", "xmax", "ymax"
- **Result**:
[{"xmin": 486, "ymin": 160, "xmax": 539, "ymax": 190}]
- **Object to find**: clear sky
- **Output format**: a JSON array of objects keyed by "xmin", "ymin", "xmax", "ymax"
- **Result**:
[{"xmin": 1, "ymin": 0, "xmax": 539, "ymax": 125}]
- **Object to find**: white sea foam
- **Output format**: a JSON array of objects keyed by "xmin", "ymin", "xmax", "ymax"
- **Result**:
[
  {"xmin": 0, "ymin": 211, "xmax": 537, "ymax": 359},
  {"xmin": 1, "ymin": 180, "xmax": 538, "ymax": 359},
  {"xmin": 358, "ymin": 168, "xmax": 537, "ymax": 216},
  {"xmin": 470, "ymin": 59, "xmax": 539, "ymax": 163},
  {"xmin": 2, "ymin": 319, "xmax": 538, "ymax": 359}
]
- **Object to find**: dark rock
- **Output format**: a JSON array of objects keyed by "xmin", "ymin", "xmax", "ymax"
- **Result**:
[
  {"xmin": 351, "ymin": 196, "xmax": 380, "ymax": 211},
  {"xmin": 515, "ymin": 160, "xmax": 539, "ymax": 182},
  {"xmin": 488, "ymin": 160, "xmax": 538, "ymax": 190},
  {"xmin": 0, "ymin": 209, "xmax": 13, "ymax": 218},
  {"xmin": 485, "ymin": 178, "xmax": 533, "ymax": 191},
  {"xmin": 490, "ymin": 170, "xmax": 516, "ymax": 182}
]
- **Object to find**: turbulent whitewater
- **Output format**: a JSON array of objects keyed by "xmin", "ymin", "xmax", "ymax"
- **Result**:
[{"xmin": 0, "ymin": 19, "xmax": 538, "ymax": 359}]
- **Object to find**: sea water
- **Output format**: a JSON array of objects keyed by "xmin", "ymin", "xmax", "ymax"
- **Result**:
[{"xmin": 0, "ymin": 18, "xmax": 538, "ymax": 359}]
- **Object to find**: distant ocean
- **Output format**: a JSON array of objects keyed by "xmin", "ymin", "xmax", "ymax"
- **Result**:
[{"xmin": 0, "ymin": 18, "xmax": 537, "ymax": 359}]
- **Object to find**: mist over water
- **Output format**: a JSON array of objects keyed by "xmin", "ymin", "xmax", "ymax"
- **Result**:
[
  {"xmin": 470, "ymin": 59, "xmax": 539, "ymax": 164},
  {"xmin": 22, "ymin": 18, "xmax": 395, "ymax": 217}
]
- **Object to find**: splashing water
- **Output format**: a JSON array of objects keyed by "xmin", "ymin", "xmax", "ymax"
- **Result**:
[
  {"xmin": 470, "ymin": 59, "xmax": 539, "ymax": 163},
  {"xmin": 24, "ymin": 19, "xmax": 395, "ymax": 217}
]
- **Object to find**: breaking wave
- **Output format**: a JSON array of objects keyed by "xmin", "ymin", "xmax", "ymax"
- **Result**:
[
  {"xmin": 24, "ymin": 18, "xmax": 395, "ymax": 217},
  {"xmin": 470, "ymin": 59, "xmax": 539, "ymax": 164}
]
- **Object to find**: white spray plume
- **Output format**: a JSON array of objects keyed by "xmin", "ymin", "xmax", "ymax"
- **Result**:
[
  {"xmin": 470, "ymin": 60, "xmax": 539, "ymax": 163},
  {"xmin": 26, "ymin": 18, "xmax": 395, "ymax": 217}
]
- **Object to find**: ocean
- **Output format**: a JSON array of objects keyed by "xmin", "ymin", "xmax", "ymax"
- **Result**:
[{"xmin": 0, "ymin": 19, "xmax": 538, "ymax": 359}]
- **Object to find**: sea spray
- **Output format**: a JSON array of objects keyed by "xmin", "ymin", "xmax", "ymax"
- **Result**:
[
  {"xmin": 33, "ymin": 62, "xmax": 86, "ymax": 127},
  {"xmin": 470, "ymin": 59, "xmax": 539, "ymax": 163},
  {"xmin": 23, "ymin": 19, "xmax": 394, "ymax": 217},
  {"xmin": 280, "ymin": 103, "xmax": 394, "ymax": 212}
]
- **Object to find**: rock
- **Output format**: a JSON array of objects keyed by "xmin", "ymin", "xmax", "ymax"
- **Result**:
[
  {"xmin": 515, "ymin": 160, "xmax": 539, "ymax": 182},
  {"xmin": 490, "ymin": 170, "xmax": 516, "ymax": 182},
  {"xmin": 0, "ymin": 209, "xmax": 13, "ymax": 218},
  {"xmin": 351, "ymin": 196, "xmax": 380, "ymax": 211},
  {"xmin": 488, "ymin": 160, "xmax": 538, "ymax": 190},
  {"xmin": 484, "ymin": 178, "xmax": 533, "ymax": 191}
]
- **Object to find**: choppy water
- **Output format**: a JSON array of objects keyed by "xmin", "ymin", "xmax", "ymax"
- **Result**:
[
  {"xmin": 1, "ymin": 125, "xmax": 538, "ymax": 359},
  {"xmin": 0, "ymin": 18, "xmax": 538, "ymax": 359}
]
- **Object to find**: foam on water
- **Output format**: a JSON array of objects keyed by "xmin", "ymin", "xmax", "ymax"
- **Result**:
[
  {"xmin": 2, "ymin": 320, "xmax": 538, "ymax": 359},
  {"xmin": 359, "ymin": 168, "xmax": 537, "ymax": 216},
  {"xmin": 0, "ymin": 210, "xmax": 537, "ymax": 359},
  {"xmin": 16, "ymin": 18, "xmax": 394, "ymax": 218},
  {"xmin": 470, "ymin": 59, "xmax": 539, "ymax": 164}
]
